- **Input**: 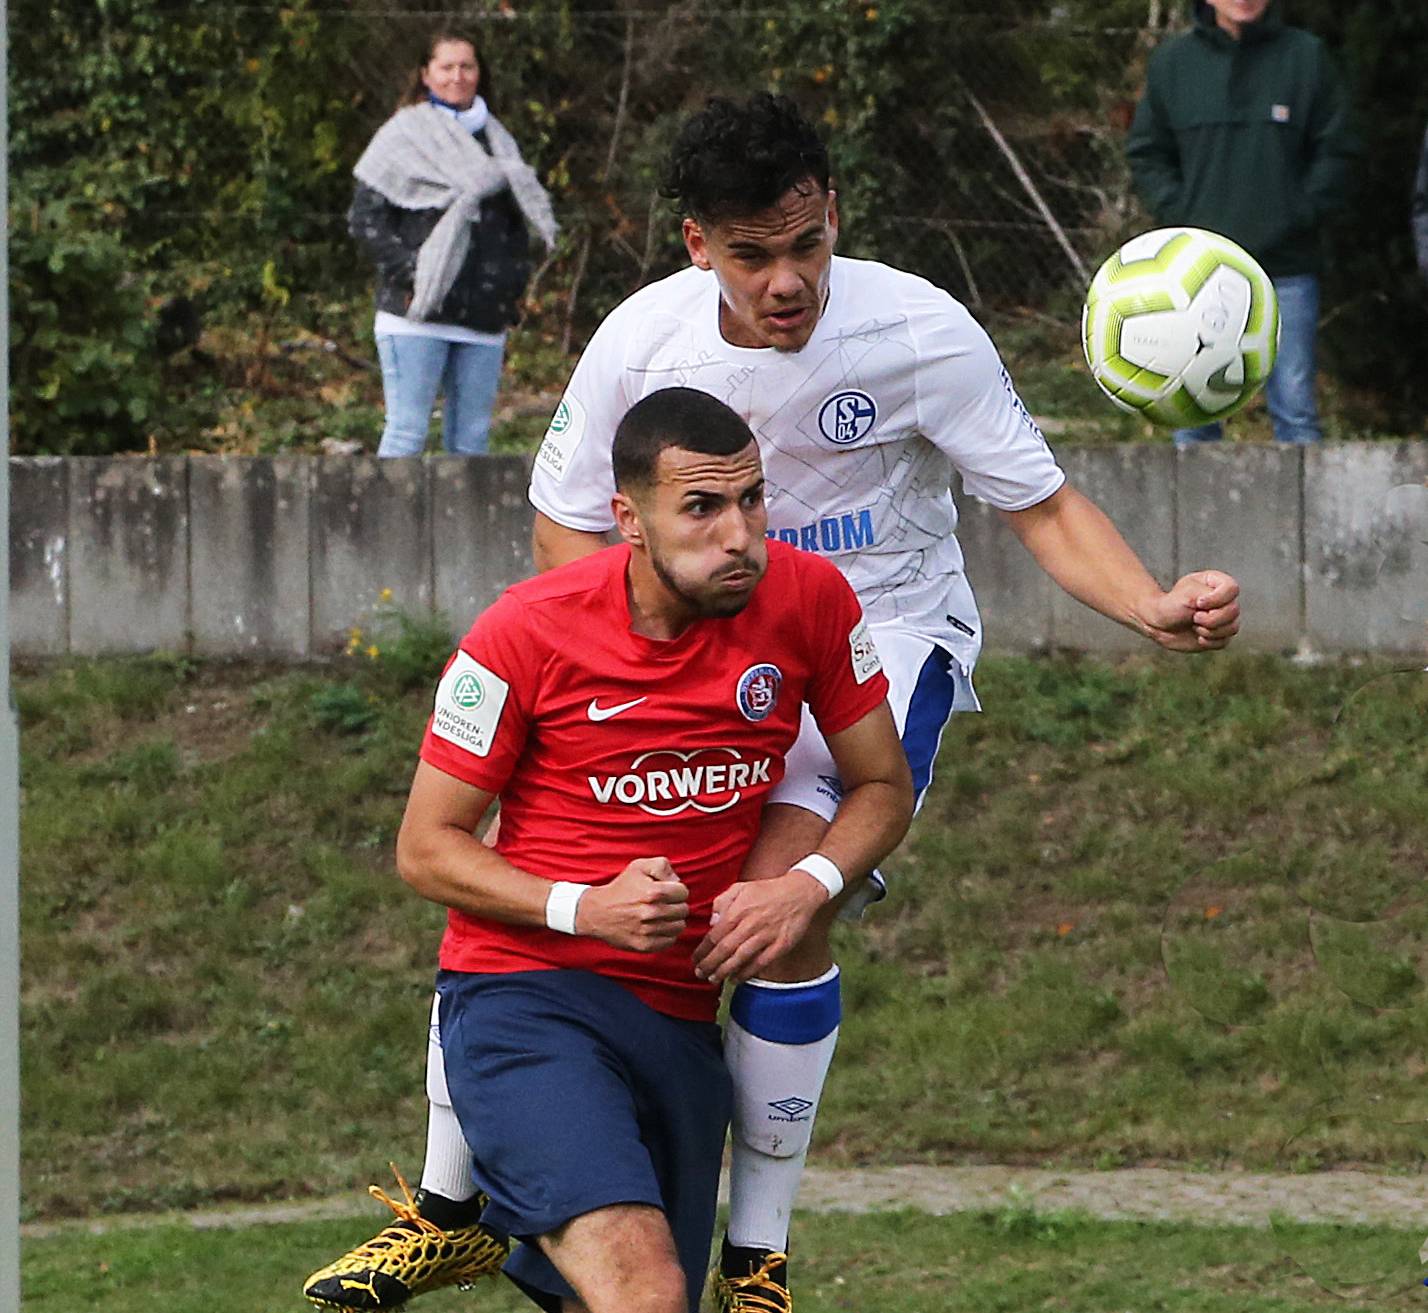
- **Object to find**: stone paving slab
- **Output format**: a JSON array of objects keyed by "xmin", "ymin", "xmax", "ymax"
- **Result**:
[
  {"xmin": 795, "ymin": 1165, "xmax": 1428, "ymax": 1229},
  {"xmin": 23, "ymin": 1165, "xmax": 1427, "ymax": 1238}
]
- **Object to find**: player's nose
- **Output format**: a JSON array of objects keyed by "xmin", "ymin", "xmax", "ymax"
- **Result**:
[
  {"xmin": 718, "ymin": 505, "xmax": 752, "ymax": 553},
  {"xmin": 767, "ymin": 260, "xmax": 803, "ymax": 299}
]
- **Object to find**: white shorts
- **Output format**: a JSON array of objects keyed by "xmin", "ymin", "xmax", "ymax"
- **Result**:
[{"xmin": 767, "ymin": 623, "xmax": 980, "ymax": 911}]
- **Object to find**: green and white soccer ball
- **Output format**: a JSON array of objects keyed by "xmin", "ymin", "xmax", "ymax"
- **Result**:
[{"xmin": 1081, "ymin": 227, "xmax": 1280, "ymax": 427}]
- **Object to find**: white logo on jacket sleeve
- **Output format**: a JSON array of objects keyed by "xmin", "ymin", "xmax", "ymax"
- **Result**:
[
  {"xmin": 849, "ymin": 618, "xmax": 882, "ymax": 685},
  {"xmin": 431, "ymin": 651, "xmax": 510, "ymax": 758},
  {"xmin": 535, "ymin": 395, "xmax": 587, "ymax": 483}
]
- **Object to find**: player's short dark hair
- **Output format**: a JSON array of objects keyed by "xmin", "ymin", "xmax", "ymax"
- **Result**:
[
  {"xmin": 660, "ymin": 93, "xmax": 830, "ymax": 224},
  {"xmin": 612, "ymin": 388, "xmax": 757, "ymax": 492}
]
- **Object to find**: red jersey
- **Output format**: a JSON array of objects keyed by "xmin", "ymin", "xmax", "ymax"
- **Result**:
[{"xmin": 420, "ymin": 540, "xmax": 889, "ymax": 1020}]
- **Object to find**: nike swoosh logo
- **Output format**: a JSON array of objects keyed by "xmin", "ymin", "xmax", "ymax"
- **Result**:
[{"xmin": 587, "ymin": 696, "xmax": 647, "ymax": 722}]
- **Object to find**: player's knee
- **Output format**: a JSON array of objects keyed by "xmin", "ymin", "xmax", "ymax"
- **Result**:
[
  {"xmin": 597, "ymin": 1254, "xmax": 685, "ymax": 1313},
  {"xmin": 644, "ymin": 1257, "xmax": 688, "ymax": 1313}
]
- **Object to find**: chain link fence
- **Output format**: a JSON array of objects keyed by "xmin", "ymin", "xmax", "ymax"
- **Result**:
[
  {"xmin": 330, "ymin": 8, "xmax": 1171, "ymax": 335},
  {"xmin": 15, "ymin": 4, "xmax": 1200, "ymax": 452}
]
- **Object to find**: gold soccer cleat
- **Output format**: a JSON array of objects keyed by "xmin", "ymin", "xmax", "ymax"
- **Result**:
[
  {"xmin": 303, "ymin": 1163, "xmax": 509, "ymax": 1310},
  {"xmin": 711, "ymin": 1249, "xmax": 792, "ymax": 1313}
]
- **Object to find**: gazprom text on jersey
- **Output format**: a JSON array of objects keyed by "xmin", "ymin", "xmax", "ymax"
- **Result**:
[{"xmin": 767, "ymin": 508, "xmax": 875, "ymax": 555}]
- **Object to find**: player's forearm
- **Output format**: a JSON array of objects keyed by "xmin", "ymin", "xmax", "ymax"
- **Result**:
[
  {"xmin": 531, "ymin": 512, "xmax": 610, "ymax": 573},
  {"xmin": 396, "ymin": 821, "xmax": 553, "ymax": 927},
  {"xmin": 811, "ymin": 777, "xmax": 914, "ymax": 895},
  {"xmin": 1001, "ymin": 484, "xmax": 1163, "ymax": 640}
]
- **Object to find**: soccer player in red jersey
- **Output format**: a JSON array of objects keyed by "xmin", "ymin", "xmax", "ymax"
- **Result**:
[{"xmin": 311, "ymin": 388, "xmax": 913, "ymax": 1313}]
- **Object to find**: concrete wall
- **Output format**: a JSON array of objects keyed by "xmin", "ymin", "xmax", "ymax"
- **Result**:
[{"xmin": 10, "ymin": 445, "xmax": 1428, "ymax": 659}]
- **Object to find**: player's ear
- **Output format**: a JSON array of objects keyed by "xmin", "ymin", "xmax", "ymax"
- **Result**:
[
  {"xmin": 683, "ymin": 217, "xmax": 712, "ymax": 271},
  {"xmin": 826, "ymin": 188, "xmax": 839, "ymax": 247},
  {"xmin": 612, "ymin": 490, "xmax": 644, "ymax": 547}
]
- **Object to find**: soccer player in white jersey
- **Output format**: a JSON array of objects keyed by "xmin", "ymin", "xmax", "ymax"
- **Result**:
[{"xmin": 307, "ymin": 94, "xmax": 1241, "ymax": 1313}]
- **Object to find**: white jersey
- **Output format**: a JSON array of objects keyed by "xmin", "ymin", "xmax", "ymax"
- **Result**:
[{"xmin": 530, "ymin": 255, "xmax": 1065, "ymax": 669}]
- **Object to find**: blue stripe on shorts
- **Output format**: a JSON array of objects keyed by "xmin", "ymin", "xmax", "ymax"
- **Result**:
[{"xmin": 901, "ymin": 646, "xmax": 958, "ymax": 801}]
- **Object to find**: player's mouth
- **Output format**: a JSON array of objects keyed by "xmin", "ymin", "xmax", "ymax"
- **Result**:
[
  {"xmin": 764, "ymin": 304, "xmax": 812, "ymax": 333},
  {"xmin": 712, "ymin": 561, "xmax": 760, "ymax": 593}
]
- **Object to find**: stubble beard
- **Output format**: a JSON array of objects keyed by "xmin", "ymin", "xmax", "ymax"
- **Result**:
[{"xmin": 648, "ymin": 545, "xmax": 762, "ymax": 620}]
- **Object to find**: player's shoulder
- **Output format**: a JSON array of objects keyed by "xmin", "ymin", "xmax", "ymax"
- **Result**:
[
  {"xmin": 833, "ymin": 254, "xmax": 961, "ymax": 310},
  {"xmin": 503, "ymin": 546, "xmax": 623, "ymax": 609},
  {"xmin": 760, "ymin": 539, "xmax": 854, "ymax": 602},
  {"xmin": 579, "ymin": 266, "xmax": 711, "ymax": 371},
  {"xmin": 604, "ymin": 264, "xmax": 710, "ymax": 322},
  {"xmin": 833, "ymin": 256, "xmax": 981, "ymax": 335},
  {"xmin": 462, "ymin": 548, "xmax": 623, "ymax": 653}
]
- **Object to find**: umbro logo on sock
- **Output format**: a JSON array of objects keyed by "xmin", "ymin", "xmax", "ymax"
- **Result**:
[{"xmin": 767, "ymin": 1097, "xmax": 814, "ymax": 1122}]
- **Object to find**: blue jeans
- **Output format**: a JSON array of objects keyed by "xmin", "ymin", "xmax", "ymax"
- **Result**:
[
  {"xmin": 1173, "ymin": 273, "xmax": 1322, "ymax": 446},
  {"xmin": 375, "ymin": 333, "xmax": 504, "ymax": 457}
]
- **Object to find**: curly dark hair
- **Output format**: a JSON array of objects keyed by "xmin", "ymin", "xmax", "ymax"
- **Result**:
[{"xmin": 660, "ymin": 94, "xmax": 830, "ymax": 223}]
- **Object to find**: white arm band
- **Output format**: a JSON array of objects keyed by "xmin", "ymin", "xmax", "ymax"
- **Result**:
[
  {"xmin": 789, "ymin": 853, "xmax": 845, "ymax": 900},
  {"xmin": 545, "ymin": 881, "xmax": 587, "ymax": 935}
]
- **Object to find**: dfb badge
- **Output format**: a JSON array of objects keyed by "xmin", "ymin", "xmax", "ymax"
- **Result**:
[{"xmin": 736, "ymin": 663, "xmax": 783, "ymax": 722}]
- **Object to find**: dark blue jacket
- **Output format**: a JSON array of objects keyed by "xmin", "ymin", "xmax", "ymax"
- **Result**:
[{"xmin": 348, "ymin": 127, "xmax": 531, "ymax": 333}]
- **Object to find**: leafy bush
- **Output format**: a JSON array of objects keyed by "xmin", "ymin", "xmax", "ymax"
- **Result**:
[{"xmin": 8, "ymin": 195, "xmax": 163, "ymax": 454}]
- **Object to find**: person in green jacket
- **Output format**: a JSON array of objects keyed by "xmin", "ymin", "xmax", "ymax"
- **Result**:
[{"xmin": 1127, "ymin": 0, "xmax": 1357, "ymax": 446}]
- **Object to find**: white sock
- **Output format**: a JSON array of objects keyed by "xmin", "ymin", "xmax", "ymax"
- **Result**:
[
  {"xmin": 419, "ymin": 993, "xmax": 478, "ymax": 1202},
  {"xmin": 724, "ymin": 967, "xmax": 841, "ymax": 1252}
]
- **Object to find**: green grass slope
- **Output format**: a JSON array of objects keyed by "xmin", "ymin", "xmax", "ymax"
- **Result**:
[{"xmin": 18, "ymin": 650, "xmax": 1427, "ymax": 1219}]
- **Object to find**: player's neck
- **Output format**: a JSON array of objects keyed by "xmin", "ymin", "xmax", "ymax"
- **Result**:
[{"xmin": 625, "ymin": 561, "xmax": 695, "ymax": 641}]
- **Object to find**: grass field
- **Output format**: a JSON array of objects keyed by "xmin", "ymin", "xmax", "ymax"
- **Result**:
[
  {"xmin": 17, "ymin": 648, "xmax": 1428, "ymax": 1220},
  {"xmin": 21, "ymin": 1206, "xmax": 1426, "ymax": 1313}
]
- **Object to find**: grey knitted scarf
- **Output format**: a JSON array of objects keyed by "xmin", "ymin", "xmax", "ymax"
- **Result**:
[{"xmin": 353, "ymin": 103, "xmax": 558, "ymax": 321}]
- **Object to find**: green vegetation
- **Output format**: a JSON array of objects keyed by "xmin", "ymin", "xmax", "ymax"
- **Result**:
[
  {"xmin": 22, "ymin": 1207, "xmax": 1426, "ymax": 1312},
  {"xmin": 12, "ymin": 1, "xmax": 1428, "ymax": 453},
  {"xmin": 18, "ymin": 652, "xmax": 1426, "ymax": 1221}
]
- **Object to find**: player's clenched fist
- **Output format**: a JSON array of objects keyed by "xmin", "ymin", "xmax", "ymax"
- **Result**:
[{"xmin": 576, "ymin": 857, "xmax": 689, "ymax": 952}]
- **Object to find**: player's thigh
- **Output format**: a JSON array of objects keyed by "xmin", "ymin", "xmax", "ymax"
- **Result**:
[
  {"xmin": 875, "ymin": 626, "xmax": 977, "ymax": 803},
  {"xmin": 437, "ymin": 971, "xmax": 664, "ymax": 1238},
  {"xmin": 740, "ymin": 798, "xmax": 831, "ymax": 882},
  {"xmin": 755, "ymin": 627, "xmax": 973, "ymax": 912},
  {"xmin": 775, "ymin": 626, "xmax": 974, "ymax": 814},
  {"xmin": 438, "ymin": 969, "xmax": 728, "ymax": 1312}
]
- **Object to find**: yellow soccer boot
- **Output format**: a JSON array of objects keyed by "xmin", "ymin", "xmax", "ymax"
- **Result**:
[{"xmin": 303, "ymin": 1163, "xmax": 508, "ymax": 1310}]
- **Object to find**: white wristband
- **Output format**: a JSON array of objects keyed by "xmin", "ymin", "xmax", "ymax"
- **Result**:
[
  {"xmin": 545, "ymin": 881, "xmax": 587, "ymax": 935},
  {"xmin": 790, "ymin": 853, "xmax": 844, "ymax": 900}
]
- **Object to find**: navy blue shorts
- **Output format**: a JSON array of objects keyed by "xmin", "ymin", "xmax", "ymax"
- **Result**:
[{"xmin": 437, "ymin": 969, "xmax": 733, "ymax": 1313}]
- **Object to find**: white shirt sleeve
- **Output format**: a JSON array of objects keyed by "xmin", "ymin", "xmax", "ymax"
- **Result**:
[
  {"xmin": 909, "ymin": 286, "xmax": 1066, "ymax": 511},
  {"xmin": 528, "ymin": 309, "xmax": 635, "ymax": 533}
]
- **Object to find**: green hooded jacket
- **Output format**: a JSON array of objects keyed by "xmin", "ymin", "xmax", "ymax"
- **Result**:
[{"xmin": 1126, "ymin": 1, "xmax": 1358, "ymax": 277}]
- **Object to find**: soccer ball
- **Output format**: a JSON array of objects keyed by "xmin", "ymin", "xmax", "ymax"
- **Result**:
[{"xmin": 1081, "ymin": 227, "xmax": 1280, "ymax": 427}]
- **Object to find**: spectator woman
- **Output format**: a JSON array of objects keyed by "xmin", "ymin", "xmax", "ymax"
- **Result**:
[{"xmin": 349, "ymin": 30, "xmax": 557, "ymax": 457}]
